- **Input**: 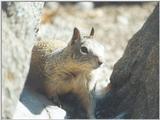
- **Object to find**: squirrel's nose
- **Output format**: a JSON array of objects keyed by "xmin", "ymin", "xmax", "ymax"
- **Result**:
[{"xmin": 98, "ymin": 60, "xmax": 102, "ymax": 66}]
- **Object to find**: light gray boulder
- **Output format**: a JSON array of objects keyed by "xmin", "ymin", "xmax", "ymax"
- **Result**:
[{"xmin": 2, "ymin": 2, "xmax": 44, "ymax": 118}]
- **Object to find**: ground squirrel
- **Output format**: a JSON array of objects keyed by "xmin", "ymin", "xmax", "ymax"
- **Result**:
[{"xmin": 26, "ymin": 27, "xmax": 106, "ymax": 118}]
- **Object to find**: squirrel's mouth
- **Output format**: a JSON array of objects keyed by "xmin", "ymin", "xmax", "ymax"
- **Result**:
[{"xmin": 93, "ymin": 63, "xmax": 102, "ymax": 69}]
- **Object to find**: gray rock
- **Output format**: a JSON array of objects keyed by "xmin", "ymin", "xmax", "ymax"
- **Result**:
[
  {"xmin": 2, "ymin": 2, "xmax": 44, "ymax": 119},
  {"xmin": 96, "ymin": 4, "xmax": 159, "ymax": 119}
]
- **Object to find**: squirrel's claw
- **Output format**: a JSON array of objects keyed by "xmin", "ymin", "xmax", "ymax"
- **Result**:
[{"xmin": 51, "ymin": 95, "xmax": 62, "ymax": 108}]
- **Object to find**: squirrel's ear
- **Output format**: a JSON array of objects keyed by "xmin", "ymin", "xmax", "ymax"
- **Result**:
[
  {"xmin": 90, "ymin": 27, "xmax": 94, "ymax": 36},
  {"xmin": 71, "ymin": 27, "xmax": 81, "ymax": 45}
]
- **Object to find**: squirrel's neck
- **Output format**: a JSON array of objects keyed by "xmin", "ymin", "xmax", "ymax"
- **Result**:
[{"xmin": 44, "ymin": 49, "xmax": 92, "ymax": 84}]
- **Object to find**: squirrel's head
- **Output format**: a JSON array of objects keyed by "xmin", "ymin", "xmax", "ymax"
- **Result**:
[{"xmin": 65, "ymin": 27, "xmax": 106, "ymax": 70}]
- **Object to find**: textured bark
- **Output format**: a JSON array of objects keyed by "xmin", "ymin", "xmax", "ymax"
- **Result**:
[
  {"xmin": 2, "ymin": 2, "xmax": 44, "ymax": 119},
  {"xmin": 96, "ymin": 4, "xmax": 159, "ymax": 119}
]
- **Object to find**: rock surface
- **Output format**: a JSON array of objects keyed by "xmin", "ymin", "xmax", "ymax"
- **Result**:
[
  {"xmin": 96, "ymin": 4, "xmax": 159, "ymax": 119},
  {"xmin": 2, "ymin": 2, "xmax": 44, "ymax": 118},
  {"xmin": 13, "ymin": 87, "xmax": 66, "ymax": 119}
]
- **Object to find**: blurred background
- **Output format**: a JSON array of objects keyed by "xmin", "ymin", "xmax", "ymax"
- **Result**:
[{"xmin": 38, "ymin": 2, "xmax": 156, "ymax": 81}]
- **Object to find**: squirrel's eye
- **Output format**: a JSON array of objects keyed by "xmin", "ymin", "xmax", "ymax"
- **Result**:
[{"xmin": 80, "ymin": 46, "xmax": 88, "ymax": 54}]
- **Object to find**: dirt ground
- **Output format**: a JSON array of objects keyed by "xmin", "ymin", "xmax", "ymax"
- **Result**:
[{"xmin": 40, "ymin": 2, "xmax": 156, "ymax": 82}]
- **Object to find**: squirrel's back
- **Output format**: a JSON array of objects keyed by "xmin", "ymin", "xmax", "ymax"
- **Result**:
[{"xmin": 26, "ymin": 39, "xmax": 66, "ymax": 92}]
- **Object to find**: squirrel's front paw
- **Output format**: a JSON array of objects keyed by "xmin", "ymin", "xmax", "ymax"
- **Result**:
[{"xmin": 50, "ymin": 95, "xmax": 62, "ymax": 108}]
